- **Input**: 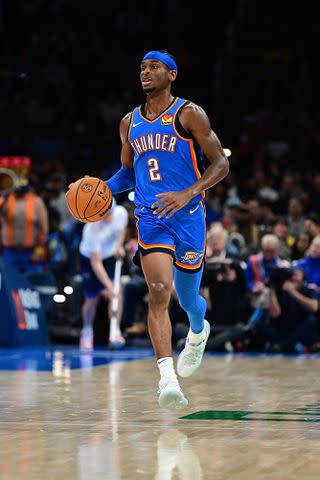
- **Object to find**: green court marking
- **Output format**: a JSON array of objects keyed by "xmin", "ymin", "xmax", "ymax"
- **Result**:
[{"xmin": 180, "ymin": 410, "xmax": 320, "ymax": 422}]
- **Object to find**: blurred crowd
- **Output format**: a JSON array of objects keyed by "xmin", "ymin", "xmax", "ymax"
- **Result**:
[{"xmin": 0, "ymin": 0, "xmax": 319, "ymax": 353}]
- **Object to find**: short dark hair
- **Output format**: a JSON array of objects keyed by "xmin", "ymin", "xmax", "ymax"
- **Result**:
[
  {"xmin": 159, "ymin": 50, "xmax": 176, "ymax": 62},
  {"xmin": 273, "ymin": 215, "xmax": 289, "ymax": 227},
  {"xmin": 306, "ymin": 212, "xmax": 320, "ymax": 226}
]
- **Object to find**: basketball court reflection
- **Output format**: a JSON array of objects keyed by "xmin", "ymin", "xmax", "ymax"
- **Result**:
[{"xmin": 155, "ymin": 429, "xmax": 203, "ymax": 480}]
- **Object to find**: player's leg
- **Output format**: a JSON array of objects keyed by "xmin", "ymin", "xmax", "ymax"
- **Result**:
[
  {"xmin": 140, "ymin": 251, "xmax": 188, "ymax": 409},
  {"xmin": 103, "ymin": 256, "xmax": 125, "ymax": 347},
  {"xmin": 174, "ymin": 266, "xmax": 210, "ymax": 377},
  {"xmin": 174, "ymin": 265, "xmax": 207, "ymax": 333},
  {"xmin": 140, "ymin": 252, "xmax": 173, "ymax": 358},
  {"xmin": 79, "ymin": 253, "xmax": 105, "ymax": 349},
  {"xmin": 168, "ymin": 202, "xmax": 210, "ymax": 377},
  {"xmin": 80, "ymin": 296, "xmax": 99, "ymax": 349}
]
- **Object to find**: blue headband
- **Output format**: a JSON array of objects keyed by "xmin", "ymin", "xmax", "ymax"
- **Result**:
[{"xmin": 142, "ymin": 51, "xmax": 178, "ymax": 72}]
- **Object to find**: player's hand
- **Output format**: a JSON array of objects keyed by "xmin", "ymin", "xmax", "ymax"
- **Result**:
[
  {"xmin": 151, "ymin": 190, "xmax": 193, "ymax": 219},
  {"xmin": 102, "ymin": 287, "xmax": 118, "ymax": 300}
]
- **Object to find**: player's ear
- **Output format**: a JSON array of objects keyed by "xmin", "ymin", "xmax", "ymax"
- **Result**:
[{"xmin": 169, "ymin": 70, "xmax": 177, "ymax": 82}]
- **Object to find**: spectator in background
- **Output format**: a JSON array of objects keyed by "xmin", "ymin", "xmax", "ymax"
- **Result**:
[
  {"xmin": 200, "ymin": 256, "xmax": 250, "ymax": 352},
  {"xmin": 287, "ymin": 197, "xmax": 305, "ymax": 239},
  {"xmin": 290, "ymin": 232, "xmax": 311, "ymax": 261},
  {"xmin": 309, "ymin": 174, "xmax": 320, "ymax": 213},
  {"xmin": 272, "ymin": 216, "xmax": 295, "ymax": 260},
  {"xmin": 293, "ymin": 235, "xmax": 320, "ymax": 301},
  {"xmin": 44, "ymin": 173, "xmax": 74, "ymax": 230},
  {"xmin": 245, "ymin": 234, "xmax": 290, "ymax": 330},
  {"xmin": 246, "ymin": 233, "xmax": 290, "ymax": 296},
  {"xmin": 205, "ymin": 223, "xmax": 241, "ymax": 260},
  {"xmin": 304, "ymin": 213, "xmax": 320, "ymax": 240},
  {"xmin": 0, "ymin": 177, "xmax": 49, "ymax": 273},
  {"xmin": 222, "ymin": 197, "xmax": 255, "ymax": 247},
  {"xmin": 275, "ymin": 173, "xmax": 302, "ymax": 215},
  {"xmin": 78, "ymin": 200, "xmax": 128, "ymax": 349},
  {"xmin": 255, "ymin": 197, "xmax": 277, "ymax": 235},
  {"xmin": 255, "ymin": 266, "xmax": 318, "ymax": 353}
]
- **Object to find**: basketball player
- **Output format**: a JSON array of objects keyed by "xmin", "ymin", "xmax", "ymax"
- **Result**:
[{"xmin": 105, "ymin": 50, "xmax": 229, "ymax": 409}]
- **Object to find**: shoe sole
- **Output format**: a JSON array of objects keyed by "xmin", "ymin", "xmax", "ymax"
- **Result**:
[
  {"xmin": 158, "ymin": 388, "xmax": 188, "ymax": 410},
  {"xmin": 177, "ymin": 320, "xmax": 211, "ymax": 378}
]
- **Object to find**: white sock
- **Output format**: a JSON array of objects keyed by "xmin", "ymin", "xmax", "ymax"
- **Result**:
[
  {"xmin": 188, "ymin": 327, "xmax": 206, "ymax": 345},
  {"xmin": 157, "ymin": 357, "xmax": 177, "ymax": 382}
]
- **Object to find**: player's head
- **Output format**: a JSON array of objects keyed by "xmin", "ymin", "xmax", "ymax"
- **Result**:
[{"xmin": 140, "ymin": 50, "xmax": 178, "ymax": 93}]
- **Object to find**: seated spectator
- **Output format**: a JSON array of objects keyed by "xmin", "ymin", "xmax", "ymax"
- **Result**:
[
  {"xmin": 290, "ymin": 232, "xmax": 311, "ymax": 261},
  {"xmin": 222, "ymin": 197, "xmax": 256, "ymax": 247},
  {"xmin": 293, "ymin": 235, "xmax": 320, "ymax": 301},
  {"xmin": 272, "ymin": 216, "xmax": 295, "ymax": 260},
  {"xmin": 200, "ymin": 257, "xmax": 250, "ymax": 351},
  {"xmin": 254, "ymin": 266, "xmax": 318, "ymax": 353},
  {"xmin": 246, "ymin": 233, "xmax": 290, "ymax": 297},
  {"xmin": 287, "ymin": 197, "xmax": 305, "ymax": 240},
  {"xmin": 246, "ymin": 233, "xmax": 290, "ymax": 328},
  {"xmin": 304, "ymin": 213, "xmax": 320, "ymax": 240},
  {"xmin": 206, "ymin": 223, "xmax": 241, "ymax": 261}
]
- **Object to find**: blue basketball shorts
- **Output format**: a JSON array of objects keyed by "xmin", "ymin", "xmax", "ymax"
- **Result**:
[
  {"xmin": 134, "ymin": 201, "xmax": 206, "ymax": 273},
  {"xmin": 80, "ymin": 254, "xmax": 117, "ymax": 298}
]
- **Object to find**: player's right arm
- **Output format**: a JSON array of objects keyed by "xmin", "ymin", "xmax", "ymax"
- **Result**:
[{"xmin": 105, "ymin": 113, "xmax": 136, "ymax": 194}]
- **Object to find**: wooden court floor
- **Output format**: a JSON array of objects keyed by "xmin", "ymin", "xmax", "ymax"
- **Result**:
[{"xmin": 1, "ymin": 347, "xmax": 320, "ymax": 479}]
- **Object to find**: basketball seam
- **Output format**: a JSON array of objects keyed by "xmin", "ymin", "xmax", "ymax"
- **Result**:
[
  {"xmin": 83, "ymin": 179, "xmax": 104, "ymax": 219},
  {"xmin": 86, "ymin": 203, "xmax": 112, "ymax": 219},
  {"xmin": 85, "ymin": 183, "xmax": 112, "ymax": 218}
]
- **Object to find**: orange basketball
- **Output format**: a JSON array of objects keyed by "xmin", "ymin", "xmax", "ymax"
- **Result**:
[{"xmin": 65, "ymin": 176, "xmax": 113, "ymax": 223}]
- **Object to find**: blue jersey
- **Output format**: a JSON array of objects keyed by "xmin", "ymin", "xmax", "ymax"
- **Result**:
[{"xmin": 128, "ymin": 97, "xmax": 205, "ymax": 208}]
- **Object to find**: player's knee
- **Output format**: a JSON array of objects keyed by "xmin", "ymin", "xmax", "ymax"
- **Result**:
[{"xmin": 148, "ymin": 281, "xmax": 171, "ymax": 307}]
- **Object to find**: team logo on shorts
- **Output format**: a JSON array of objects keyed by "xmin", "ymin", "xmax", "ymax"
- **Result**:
[
  {"xmin": 181, "ymin": 251, "xmax": 202, "ymax": 264},
  {"xmin": 161, "ymin": 114, "xmax": 173, "ymax": 126},
  {"xmin": 81, "ymin": 183, "xmax": 94, "ymax": 193}
]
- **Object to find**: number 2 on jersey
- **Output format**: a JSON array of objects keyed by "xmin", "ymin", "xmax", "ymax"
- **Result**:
[{"xmin": 147, "ymin": 158, "xmax": 162, "ymax": 181}]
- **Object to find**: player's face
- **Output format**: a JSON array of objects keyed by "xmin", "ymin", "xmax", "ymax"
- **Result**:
[{"xmin": 140, "ymin": 60, "xmax": 172, "ymax": 92}]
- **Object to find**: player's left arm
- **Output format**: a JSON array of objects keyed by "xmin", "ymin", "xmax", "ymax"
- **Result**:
[{"xmin": 152, "ymin": 103, "xmax": 229, "ymax": 218}]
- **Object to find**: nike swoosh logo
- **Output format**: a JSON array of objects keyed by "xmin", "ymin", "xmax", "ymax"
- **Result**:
[
  {"xmin": 189, "ymin": 205, "xmax": 200, "ymax": 214},
  {"xmin": 132, "ymin": 122, "xmax": 143, "ymax": 127}
]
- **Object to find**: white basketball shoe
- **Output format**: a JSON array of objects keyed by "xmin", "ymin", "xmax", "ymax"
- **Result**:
[
  {"xmin": 158, "ymin": 378, "xmax": 188, "ymax": 410},
  {"xmin": 177, "ymin": 320, "xmax": 211, "ymax": 378}
]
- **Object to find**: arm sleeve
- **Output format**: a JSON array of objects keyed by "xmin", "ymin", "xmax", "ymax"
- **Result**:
[{"xmin": 105, "ymin": 166, "xmax": 135, "ymax": 195}]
